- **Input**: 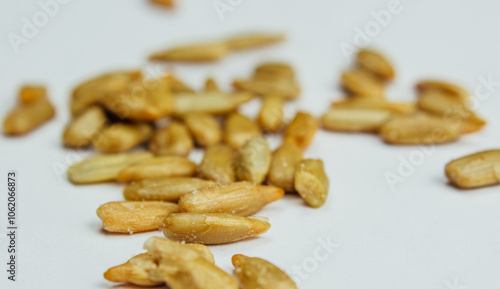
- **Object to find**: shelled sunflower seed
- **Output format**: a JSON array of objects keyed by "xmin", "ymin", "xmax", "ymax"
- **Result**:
[
  {"xmin": 149, "ymin": 121, "xmax": 194, "ymax": 156},
  {"xmin": 197, "ymin": 143, "xmax": 236, "ymax": 184},
  {"xmin": 116, "ymin": 156, "xmax": 197, "ymax": 182},
  {"xmin": 123, "ymin": 177, "xmax": 216, "ymax": 201},
  {"xmin": 224, "ymin": 112, "xmax": 262, "ymax": 149},
  {"xmin": 445, "ymin": 150, "xmax": 500, "ymax": 189}
]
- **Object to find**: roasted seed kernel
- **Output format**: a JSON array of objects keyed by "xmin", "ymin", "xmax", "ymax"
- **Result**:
[
  {"xmin": 96, "ymin": 201, "xmax": 179, "ymax": 233},
  {"xmin": 445, "ymin": 150, "xmax": 500, "ymax": 189},
  {"xmin": 197, "ymin": 144, "xmax": 236, "ymax": 184},
  {"xmin": 149, "ymin": 121, "xmax": 194, "ymax": 156},
  {"xmin": 321, "ymin": 108, "xmax": 393, "ymax": 132},
  {"xmin": 233, "ymin": 78, "xmax": 300, "ymax": 100},
  {"xmin": 331, "ymin": 98, "xmax": 415, "ymax": 114},
  {"xmin": 416, "ymin": 79, "xmax": 469, "ymax": 101},
  {"xmin": 116, "ymin": 156, "xmax": 197, "ymax": 182},
  {"xmin": 356, "ymin": 49, "xmax": 395, "ymax": 80},
  {"xmin": 232, "ymin": 254, "xmax": 297, "ymax": 289},
  {"xmin": 124, "ymin": 177, "xmax": 216, "ymax": 201},
  {"xmin": 224, "ymin": 112, "xmax": 262, "ymax": 149},
  {"xmin": 63, "ymin": 106, "xmax": 107, "ymax": 147},
  {"xmin": 267, "ymin": 143, "xmax": 303, "ymax": 192},
  {"xmin": 294, "ymin": 159, "xmax": 329, "ymax": 208},
  {"xmin": 283, "ymin": 111, "xmax": 318, "ymax": 149},
  {"xmin": 184, "ymin": 112, "xmax": 223, "ymax": 146},
  {"xmin": 179, "ymin": 182, "xmax": 284, "ymax": 216},
  {"xmin": 162, "ymin": 213, "xmax": 271, "ymax": 244},
  {"xmin": 172, "ymin": 91, "xmax": 252, "ymax": 115},
  {"xmin": 92, "ymin": 123, "xmax": 153, "ymax": 153},
  {"xmin": 235, "ymin": 136, "xmax": 272, "ymax": 184},
  {"xmin": 258, "ymin": 95, "xmax": 284, "ymax": 132},
  {"xmin": 149, "ymin": 42, "xmax": 229, "ymax": 62},
  {"xmin": 341, "ymin": 69, "xmax": 384, "ymax": 97},
  {"xmin": 225, "ymin": 32, "xmax": 285, "ymax": 51}
]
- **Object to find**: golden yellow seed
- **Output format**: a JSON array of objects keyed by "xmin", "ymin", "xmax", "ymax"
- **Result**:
[
  {"xmin": 356, "ymin": 49, "xmax": 395, "ymax": 80},
  {"xmin": 341, "ymin": 69, "xmax": 385, "ymax": 97},
  {"xmin": 63, "ymin": 106, "xmax": 107, "ymax": 148},
  {"xmin": 258, "ymin": 95, "xmax": 284, "ymax": 132},
  {"xmin": 149, "ymin": 121, "xmax": 194, "ymax": 157},
  {"xmin": 149, "ymin": 42, "xmax": 229, "ymax": 62},
  {"xmin": 172, "ymin": 91, "xmax": 253, "ymax": 115},
  {"xmin": 283, "ymin": 111, "xmax": 318, "ymax": 150},
  {"xmin": 235, "ymin": 136, "xmax": 272, "ymax": 184},
  {"xmin": 225, "ymin": 32, "xmax": 285, "ymax": 51},
  {"xmin": 3, "ymin": 95, "xmax": 55, "ymax": 136},
  {"xmin": 19, "ymin": 85, "xmax": 46, "ymax": 104},
  {"xmin": 232, "ymin": 78, "xmax": 300, "ymax": 100},
  {"xmin": 92, "ymin": 123, "xmax": 153, "ymax": 153},
  {"xmin": 321, "ymin": 107, "xmax": 393, "ymax": 132},
  {"xmin": 165, "ymin": 73, "xmax": 194, "ymax": 93},
  {"xmin": 116, "ymin": 156, "xmax": 197, "ymax": 182},
  {"xmin": 331, "ymin": 98, "xmax": 416, "ymax": 114},
  {"xmin": 124, "ymin": 177, "xmax": 216, "ymax": 202},
  {"xmin": 197, "ymin": 144, "xmax": 236, "ymax": 184},
  {"xmin": 150, "ymin": 0, "xmax": 174, "ymax": 8},
  {"xmin": 416, "ymin": 79, "xmax": 469, "ymax": 102},
  {"xmin": 445, "ymin": 150, "xmax": 500, "ymax": 189},
  {"xmin": 267, "ymin": 143, "xmax": 303, "ymax": 192},
  {"xmin": 224, "ymin": 112, "xmax": 262, "ymax": 149},
  {"xmin": 183, "ymin": 112, "xmax": 223, "ymax": 146},
  {"xmin": 294, "ymin": 159, "xmax": 329, "ymax": 208}
]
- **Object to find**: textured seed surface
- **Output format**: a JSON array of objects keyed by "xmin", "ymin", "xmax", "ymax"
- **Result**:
[
  {"xmin": 356, "ymin": 49, "xmax": 395, "ymax": 80},
  {"xmin": 225, "ymin": 32, "xmax": 285, "ymax": 51},
  {"xmin": 172, "ymin": 91, "xmax": 252, "ymax": 115},
  {"xmin": 284, "ymin": 112, "xmax": 318, "ymax": 149},
  {"xmin": 267, "ymin": 143, "xmax": 303, "ymax": 192},
  {"xmin": 332, "ymin": 98, "xmax": 415, "ymax": 114},
  {"xmin": 321, "ymin": 108, "xmax": 393, "ymax": 132},
  {"xmin": 380, "ymin": 114, "xmax": 461, "ymax": 145},
  {"xmin": 233, "ymin": 78, "xmax": 300, "ymax": 100},
  {"xmin": 258, "ymin": 94, "xmax": 284, "ymax": 131},
  {"xmin": 96, "ymin": 201, "xmax": 179, "ymax": 233},
  {"xmin": 235, "ymin": 136, "xmax": 272, "ymax": 184},
  {"xmin": 3, "ymin": 94, "xmax": 55, "ymax": 135},
  {"xmin": 149, "ymin": 42, "xmax": 229, "ymax": 62},
  {"xmin": 67, "ymin": 152, "xmax": 153, "ymax": 184},
  {"xmin": 179, "ymin": 182, "xmax": 284, "ymax": 216},
  {"xmin": 341, "ymin": 69, "xmax": 384, "ymax": 97},
  {"xmin": 162, "ymin": 213, "xmax": 271, "ymax": 244},
  {"xmin": 117, "ymin": 156, "xmax": 196, "ymax": 182},
  {"xmin": 184, "ymin": 112, "xmax": 222, "ymax": 146},
  {"xmin": 224, "ymin": 112, "xmax": 262, "ymax": 149},
  {"xmin": 71, "ymin": 70, "xmax": 141, "ymax": 115},
  {"xmin": 232, "ymin": 254, "xmax": 297, "ymax": 289},
  {"xmin": 92, "ymin": 123, "xmax": 152, "ymax": 153},
  {"xmin": 99, "ymin": 78, "xmax": 172, "ymax": 121},
  {"xmin": 63, "ymin": 106, "xmax": 107, "ymax": 147},
  {"xmin": 149, "ymin": 121, "xmax": 194, "ymax": 156},
  {"xmin": 295, "ymin": 159, "xmax": 329, "ymax": 208},
  {"xmin": 416, "ymin": 79, "xmax": 469, "ymax": 101},
  {"xmin": 445, "ymin": 150, "xmax": 500, "ymax": 189},
  {"xmin": 143, "ymin": 236, "xmax": 238, "ymax": 289},
  {"xmin": 124, "ymin": 177, "xmax": 216, "ymax": 201},
  {"xmin": 417, "ymin": 89, "xmax": 485, "ymax": 133},
  {"xmin": 197, "ymin": 144, "xmax": 236, "ymax": 184}
]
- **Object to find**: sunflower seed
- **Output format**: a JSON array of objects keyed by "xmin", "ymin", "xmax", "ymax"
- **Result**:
[
  {"xmin": 331, "ymin": 98, "xmax": 415, "ymax": 114},
  {"xmin": 116, "ymin": 156, "xmax": 197, "ymax": 182},
  {"xmin": 294, "ymin": 159, "xmax": 329, "ymax": 208},
  {"xmin": 92, "ymin": 123, "xmax": 153, "ymax": 153},
  {"xmin": 284, "ymin": 111, "xmax": 318, "ymax": 150},
  {"xmin": 149, "ymin": 121, "xmax": 194, "ymax": 156},
  {"xmin": 341, "ymin": 69, "xmax": 384, "ymax": 97},
  {"xmin": 416, "ymin": 79, "xmax": 469, "ymax": 101},
  {"xmin": 321, "ymin": 107, "xmax": 393, "ymax": 132},
  {"xmin": 258, "ymin": 94, "xmax": 284, "ymax": 132},
  {"xmin": 172, "ymin": 91, "xmax": 252, "ymax": 115},
  {"xmin": 225, "ymin": 32, "xmax": 285, "ymax": 51},
  {"xmin": 224, "ymin": 112, "xmax": 262, "ymax": 149},
  {"xmin": 445, "ymin": 150, "xmax": 500, "ymax": 189},
  {"xmin": 19, "ymin": 85, "xmax": 46, "ymax": 104},
  {"xmin": 235, "ymin": 136, "xmax": 271, "ymax": 184},
  {"xmin": 267, "ymin": 143, "xmax": 303, "ymax": 192},
  {"xmin": 184, "ymin": 112, "xmax": 223, "ymax": 146},
  {"xmin": 149, "ymin": 42, "xmax": 229, "ymax": 62},
  {"xmin": 197, "ymin": 144, "xmax": 236, "ymax": 184},
  {"xmin": 356, "ymin": 49, "xmax": 395, "ymax": 80},
  {"xmin": 124, "ymin": 177, "xmax": 216, "ymax": 201},
  {"xmin": 63, "ymin": 106, "xmax": 107, "ymax": 148},
  {"xmin": 233, "ymin": 78, "xmax": 300, "ymax": 100}
]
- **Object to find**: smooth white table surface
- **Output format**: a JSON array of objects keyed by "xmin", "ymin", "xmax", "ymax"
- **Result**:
[{"xmin": 1, "ymin": 0, "xmax": 500, "ymax": 288}]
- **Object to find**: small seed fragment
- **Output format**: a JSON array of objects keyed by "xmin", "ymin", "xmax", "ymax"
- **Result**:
[
  {"xmin": 3, "ymin": 88, "xmax": 55, "ymax": 136},
  {"xmin": 63, "ymin": 106, "xmax": 107, "ymax": 147},
  {"xmin": 204, "ymin": 77, "xmax": 219, "ymax": 92},
  {"xmin": 283, "ymin": 112, "xmax": 318, "ymax": 150},
  {"xmin": 149, "ymin": 42, "xmax": 229, "ymax": 62},
  {"xmin": 184, "ymin": 113, "xmax": 223, "ymax": 146},
  {"xmin": 321, "ymin": 108, "xmax": 393, "ymax": 132},
  {"xmin": 124, "ymin": 177, "xmax": 216, "ymax": 201},
  {"xmin": 416, "ymin": 79, "xmax": 469, "ymax": 102},
  {"xmin": 92, "ymin": 123, "xmax": 153, "ymax": 153},
  {"xmin": 267, "ymin": 143, "xmax": 303, "ymax": 192},
  {"xmin": 294, "ymin": 159, "xmax": 329, "ymax": 208},
  {"xmin": 380, "ymin": 114, "xmax": 461, "ymax": 145},
  {"xmin": 117, "ymin": 156, "xmax": 197, "ymax": 182},
  {"xmin": 235, "ymin": 136, "xmax": 272, "ymax": 184},
  {"xmin": 331, "ymin": 98, "xmax": 415, "ymax": 114},
  {"xmin": 341, "ymin": 69, "xmax": 384, "ymax": 97},
  {"xmin": 172, "ymin": 91, "xmax": 252, "ymax": 115},
  {"xmin": 149, "ymin": 121, "xmax": 194, "ymax": 156},
  {"xmin": 232, "ymin": 254, "xmax": 297, "ymax": 289},
  {"xmin": 224, "ymin": 112, "xmax": 262, "ymax": 149},
  {"xmin": 445, "ymin": 150, "xmax": 500, "ymax": 189},
  {"xmin": 179, "ymin": 182, "xmax": 284, "ymax": 216},
  {"xmin": 67, "ymin": 152, "xmax": 153, "ymax": 184},
  {"xmin": 356, "ymin": 49, "xmax": 395, "ymax": 80},
  {"xmin": 258, "ymin": 94, "xmax": 284, "ymax": 132},
  {"xmin": 96, "ymin": 201, "xmax": 179, "ymax": 233},
  {"xmin": 225, "ymin": 32, "xmax": 285, "ymax": 51},
  {"xmin": 144, "ymin": 236, "xmax": 239, "ymax": 289},
  {"xmin": 162, "ymin": 213, "xmax": 271, "ymax": 244},
  {"xmin": 71, "ymin": 70, "xmax": 141, "ymax": 115},
  {"xmin": 197, "ymin": 144, "xmax": 236, "ymax": 184}
]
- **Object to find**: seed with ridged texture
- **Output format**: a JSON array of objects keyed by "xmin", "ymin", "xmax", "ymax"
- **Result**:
[
  {"xmin": 258, "ymin": 95, "xmax": 284, "ymax": 132},
  {"xmin": 295, "ymin": 159, "xmax": 329, "ymax": 208},
  {"xmin": 224, "ymin": 112, "xmax": 262, "ymax": 149},
  {"xmin": 67, "ymin": 152, "xmax": 153, "ymax": 184},
  {"xmin": 144, "ymin": 236, "xmax": 239, "ymax": 289},
  {"xmin": 341, "ymin": 69, "xmax": 384, "ymax": 97},
  {"xmin": 3, "ymin": 88, "xmax": 55, "ymax": 136},
  {"xmin": 267, "ymin": 143, "xmax": 303, "ymax": 192},
  {"xmin": 173, "ymin": 91, "xmax": 252, "ymax": 115},
  {"xmin": 184, "ymin": 113, "xmax": 222, "ymax": 146},
  {"xmin": 63, "ymin": 106, "xmax": 107, "ymax": 147},
  {"xmin": 92, "ymin": 123, "xmax": 152, "ymax": 153},
  {"xmin": 331, "ymin": 98, "xmax": 415, "ymax": 114},
  {"xmin": 225, "ymin": 32, "xmax": 285, "ymax": 51},
  {"xmin": 124, "ymin": 177, "xmax": 216, "ymax": 201},
  {"xmin": 149, "ymin": 122, "xmax": 193, "ymax": 156},
  {"xmin": 96, "ymin": 201, "xmax": 179, "ymax": 233},
  {"xmin": 416, "ymin": 79, "xmax": 469, "ymax": 102},
  {"xmin": 179, "ymin": 182, "xmax": 284, "ymax": 216},
  {"xmin": 162, "ymin": 213, "xmax": 271, "ymax": 244},
  {"xmin": 284, "ymin": 112, "xmax": 318, "ymax": 150},
  {"xmin": 321, "ymin": 108, "xmax": 393, "ymax": 132},
  {"xmin": 117, "ymin": 156, "xmax": 196, "ymax": 182},
  {"xmin": 232, "ymin": 254, "xmax": 297, "ymax": 289},
  {"xmin": 445, "ymin": 150, "xmax": 500, "ymax": 189},
  {"xmin": 356, "ymin": 49, "xmax": 395, "ymax": 80},
  {"xmin": 197, "ymin": 144, "xmax": 236, "ymax": 184},
  {"xmin": 71, "ymin": 70, "xmax": 141, "ymax": 116},
  {"xmin": 380, "ymin": 114, "xmax": 461, "ymax": 145},
  {"xmin": 235, "ymin": 136, "xmax": 271, "ymax": 184},
  {"xmin": 149, "ymin": 42, "xmax": 229, "ymax": 62}
]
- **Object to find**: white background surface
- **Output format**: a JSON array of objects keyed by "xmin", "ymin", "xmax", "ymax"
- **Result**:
[{"xmin": 1, "ymin": 0, "xmax": 500, "ymax": 288}]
